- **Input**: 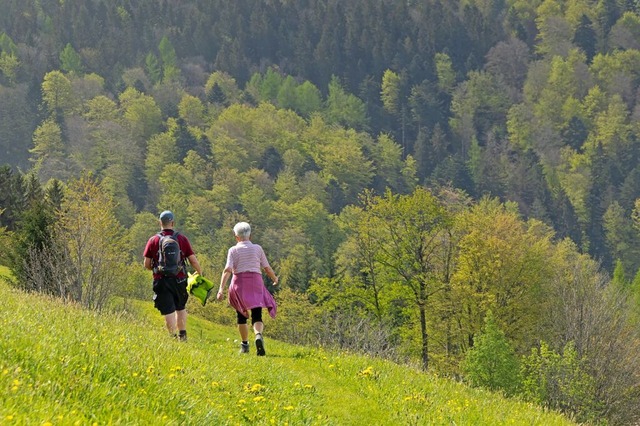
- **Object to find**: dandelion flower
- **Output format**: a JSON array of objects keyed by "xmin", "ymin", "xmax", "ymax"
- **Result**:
[{"xmin": 283, "ymin": 406, "xmax": 294, "ymax": 411}]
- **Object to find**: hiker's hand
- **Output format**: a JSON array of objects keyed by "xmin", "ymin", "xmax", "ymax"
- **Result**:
[{"xmin": 216, "ymin": 289, "xmax": 224, "ymax": 301}]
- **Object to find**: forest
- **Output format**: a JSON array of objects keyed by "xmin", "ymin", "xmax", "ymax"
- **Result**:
[{"xmin": 1, "ymin": 0, "xmax": 640, "ymax": 423}]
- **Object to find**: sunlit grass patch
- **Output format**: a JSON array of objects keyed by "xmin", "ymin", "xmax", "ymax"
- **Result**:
[{"xmin": 0, "ymin": 277, "xmax": 575, "ymax": 425}]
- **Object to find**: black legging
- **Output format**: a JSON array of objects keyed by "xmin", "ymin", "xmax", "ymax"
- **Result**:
[{"xmin": 237, "ymin": 307, "xmax": 263, "ymax": 325}]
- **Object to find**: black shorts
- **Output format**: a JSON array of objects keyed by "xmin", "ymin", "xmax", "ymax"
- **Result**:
[
  {"xmin": 153, "ymin": 276, "xmax": 188, "ymax": 315},
  {"xmin": 237, "ymin": 307, "xmax": 263, "ymax": 325}
]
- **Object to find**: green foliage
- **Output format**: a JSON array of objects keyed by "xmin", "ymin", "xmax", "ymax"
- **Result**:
[
  {"xmin": 461, "ymin": 311, "xmax": 520, "ymax": 396},
  {"xmin": 0, "ymin": 166, "xmax": 25, "ymax": 230},
  {"xmin": 0, "ymin": 32, "xmax": 19, "ymax": 83},
  {"xmin": 59, "ymin": 43, "xmax": 83, "ymax": 75},
  {"xmin": 302, "ymin": 118, "xmax": 375, "ymax": 205},
  {"xmin": 8, "ymin": 189, "xmax": 56, "ymax": 291},
  {"xmin": 610, "ymin": 11, "xmax": 640, "ymax": 50},
  {"xmin": 449, "ymin": 71, "xmax": 511, "ymax": 157},
  {"xmin": 277, "ymin": 75, "xmax": 298, "ymax": 110},
  {"xmin": 258, "ymin": 67, "xmax": 284, "ymax": 103},
  {"xmin": 177, "ymin": 94, "xmax": 206, "ymax": 128},
  {"xmin": 435, "ymin": 52, "xmax": 456, "ymax": 93},
  {"xmin": 119, "ymin": 87, "xmax": 163, "ymax": 145},
  {"xmin": 629, "ymin": 270, "xmax": 640, "ymax": 325},
  {"xmin": 341, "ymin": 188, "xmax": 453, "ymax": 371},
  {"xmin": 29, "ymin": 118, "xmax": 63, "ymax": 162},
  {"xmin": 58, "ymin": 173, "xmax": 127, "ymax": 309},
  {"xmin": 324, "ymin": 76, "xmax": 368, "ymax": 130},
  {"xmin": 205, "ymin": 71, "xmax": 240, "ymax": 105},
  {"xmin": 381, "ymin": 69, "xmax": 401, "ymax": 115},
  {"xmin": 0, "ymin": 32, "xmax": 17, "ymax": 56},
  {"xmin": 452, "ymin": 197, "xmax": 554, "ymax": 354},
  {"xmin": 144, "ymin": 53, "xmax": 161, "ymax": 85},
  {"xmin": 294, "ymin": 81, "xmax": 322, "ymax": 117},
  {"xmin": 0, "ymin": 51, "xmax": 20, "ymax": 83},
  {"xmin": 604, "ymin": 203, "xmax": 640, "ymax": 280},
  {"xmin": 84, "ymin": 95, "xmax": 118, "ymax": 121},
  {"xmin": 520, "ymin": 341, "xmax": 599, "ymax": 424},
  {"xmin": 41, "ymin": 70, "xmax": 76, "ymax": 116},
  {"xmin": 158, "ymin": 36, "xmax": 179, "ymax": 83}
]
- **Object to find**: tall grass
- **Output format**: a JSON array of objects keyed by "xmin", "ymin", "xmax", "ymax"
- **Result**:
[{"xmin": 0, "ymin": 267, "xmax": 573, "ymax": 425}]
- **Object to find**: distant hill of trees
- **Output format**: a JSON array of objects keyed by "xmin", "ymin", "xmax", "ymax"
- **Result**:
[{"xmin": 2, "ymin": 0, "xmax": 640, "ymax": 276}]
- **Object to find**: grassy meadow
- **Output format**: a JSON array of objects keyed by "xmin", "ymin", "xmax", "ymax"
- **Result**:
[{"xmin": 0, "ymin": 265, "xmax": 574, "ymax": 425}]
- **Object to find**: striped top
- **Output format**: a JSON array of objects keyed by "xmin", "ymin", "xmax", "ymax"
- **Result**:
[{"xmin": 225, "ymin": 241, "xmax": 270, "ymax": 274}]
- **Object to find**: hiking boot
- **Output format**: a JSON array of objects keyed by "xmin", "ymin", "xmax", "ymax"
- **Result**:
[
  {"xmin": 255, "ymin": 333, "xmax": 266, "ymax": 356},
  {"xmin": 239, "ymin": 342, "xmax": 250, "ymax": 354}
]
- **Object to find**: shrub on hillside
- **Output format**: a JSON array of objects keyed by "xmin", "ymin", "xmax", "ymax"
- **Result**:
[
  {"xmin": 461, "ymin": 310, "xmax": 520, "ymax": 396},
  {"xmin": 520, "ymin": 341, "xmax": 600, "ymax": 424}
]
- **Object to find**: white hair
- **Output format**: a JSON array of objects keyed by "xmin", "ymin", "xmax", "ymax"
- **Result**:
[{"xmin": 233, "ymin": 222, "xmax": 251, "ymax": 239}]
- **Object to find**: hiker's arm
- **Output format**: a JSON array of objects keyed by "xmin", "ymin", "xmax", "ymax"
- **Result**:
[
  {"xmin": 264, "ymin": 266, "xmax": 278, "ymax": 285},
  {"xmin": 187, "ymin": 254, "xmax": 202, "ymax": 275},
  {"xmin": 144, "ymin": 257, "xmax": 153, "ymax": 271},
  {"xmin": 218, "ymin": 268, "xmax": 232, "ymax": 300}
]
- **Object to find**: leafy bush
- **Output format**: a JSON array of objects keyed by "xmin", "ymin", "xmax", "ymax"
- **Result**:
[
  {"xmin": 461, "ymin": 311, "xmax": 520, "ymax": 396},
  {"xmin": 271, "ymin": 286, "xmax": 398, "ymax": 359},
  {"xmin": 520, "ymin": 341, "xmax": 600, "ymax": 424}
]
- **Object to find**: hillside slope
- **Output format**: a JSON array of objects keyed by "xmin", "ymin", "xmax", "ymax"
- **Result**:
[{"xmin": 0, "ymin": 269, "xmax": 573, "ymax": 425}]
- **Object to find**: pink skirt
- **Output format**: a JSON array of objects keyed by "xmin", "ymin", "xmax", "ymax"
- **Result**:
[{"xmin": 228, "ymin": 272, "xmax": 277, "ymax": 319}]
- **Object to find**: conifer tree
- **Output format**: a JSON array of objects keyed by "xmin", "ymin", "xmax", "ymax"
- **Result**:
[{"xmin": 59, "ymin": 43, "xmax": 83, "ymax": 75}]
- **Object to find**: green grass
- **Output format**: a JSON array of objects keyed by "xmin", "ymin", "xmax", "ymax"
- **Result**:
[{"xmin": 0, "ymin": 270, "xmax": 574, "ymax": 425}]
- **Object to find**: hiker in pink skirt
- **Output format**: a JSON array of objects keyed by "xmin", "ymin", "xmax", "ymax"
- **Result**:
[{"xmin": 217, "ymin": 222, "xmax": 278, "ymax": 356}]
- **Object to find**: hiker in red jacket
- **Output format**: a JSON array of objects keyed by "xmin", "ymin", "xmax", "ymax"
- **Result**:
[{"xmin": 143, "ymin": 210, "xmax": 202, "ymax": 341}]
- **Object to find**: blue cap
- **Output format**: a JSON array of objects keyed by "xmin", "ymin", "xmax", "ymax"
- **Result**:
[{"xmin": 159, "ymin": 210, "xmax": 174, "ymax": 222}]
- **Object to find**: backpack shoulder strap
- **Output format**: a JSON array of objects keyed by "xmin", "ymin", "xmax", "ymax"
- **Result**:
[{"xmin": 172, "ymin": 232, "xmax": 188, "ymax": 268}]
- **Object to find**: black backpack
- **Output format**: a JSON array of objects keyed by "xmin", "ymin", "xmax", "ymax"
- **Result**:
[{"xmin": 157, "ymin": 231, "xmax": 184, "ymax": 277}]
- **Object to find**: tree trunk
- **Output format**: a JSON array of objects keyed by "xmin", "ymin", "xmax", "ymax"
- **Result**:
[{"xmin": 420, "ymin": 304, "xmax": 429, "ymax": 371}]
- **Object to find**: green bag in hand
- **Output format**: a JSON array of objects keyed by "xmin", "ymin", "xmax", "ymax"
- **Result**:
[{"xmin": 187, "ymin": 272, "xmax": 215, "ymax": 306}]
